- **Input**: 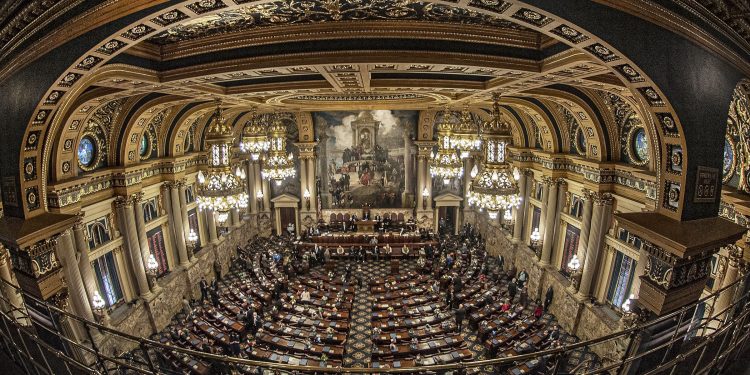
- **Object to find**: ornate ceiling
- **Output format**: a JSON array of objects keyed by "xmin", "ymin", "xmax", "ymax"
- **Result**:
[{"xmin": 146, "ymin": 0, "xmax": 530, "ymax": 45}]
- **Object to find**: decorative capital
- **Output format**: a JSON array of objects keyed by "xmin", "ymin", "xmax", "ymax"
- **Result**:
[
  {"xmin": 592, "ymin": 192, "xmax": 614, "ymax": 206},
  {"xmin": 73, "ymin": 212, "xmax": 86, "ymax": 230},
  {"xmin": 113, "ymin": 195, "xmax": 131, "ymax": 209},
  {"xmin": 130, "ymin": 192, "xmax": 144, "ymax": 205},
  {"xmin": 728, "ymin": 245, "xmax": 744, "ymax": 267}
]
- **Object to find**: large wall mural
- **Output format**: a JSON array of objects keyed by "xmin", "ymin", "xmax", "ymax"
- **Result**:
[{"xmin": 314, "ymin": 110, "xmax": 417, "ymax": 209}]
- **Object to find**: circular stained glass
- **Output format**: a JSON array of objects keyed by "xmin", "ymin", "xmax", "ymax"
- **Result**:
[
  {"xmin": 140, "ymin": 134, "xmax": 150, "ymax": 157},
  {"xmin": 576, "ymin": 127, "xmax": 586, "ymax": 154},
  {"xmin": 77, "ymin": 136, "xmax": 96, "ymax": 167},
  {"xmin": 633, "ymin": 128, "xmax": 649, "ymax": 162},
  {"xmin": 724, "ymin": 138, "xmax": 734, "ymax": 177}
]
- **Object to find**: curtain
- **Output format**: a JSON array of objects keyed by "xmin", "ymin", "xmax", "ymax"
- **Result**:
[
  {"xmin": 93, "ymin": 252, "xmax": 123, "ymax": 307},
  {"xmin": 607, "ymin": 251, "xmax": 637, "ymax": 309}
]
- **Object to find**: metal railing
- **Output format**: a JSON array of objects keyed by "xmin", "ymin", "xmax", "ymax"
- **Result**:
[{"xmin": 0, "ymin": 272, "xmax": 748, "ymax": 374}]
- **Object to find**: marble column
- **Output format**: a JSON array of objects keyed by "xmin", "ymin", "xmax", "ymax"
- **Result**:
[
  {"xmin": 206, "ymin": 208, "xmax": 219, "ymax": 244},
  {"xmin": 115, "ymin": 197, "xmax": 151, "ymax": 298},
  {"xmin": 169, "ymin": 185, "xmax": 189, "ymax": 266},
  {"xmin": 299, "ymin": 155, "xmax": 309, "ymax": 212},
  {"xmin": 0, "ymin": 245, "xmax": 24, "ymax": 321},
  {"xmin": 538, "ymin": 178, "xmax": 550, "ymax": 236},
  {"xmin": 178, "ymin": 182, "xmax": 192, "ymax": 251},
  {"xmin": 307, "ymin": 158, "xmax": 317, "ymax": 212},
  {"xmin": 714, "ymin": 247, "xmax": 743, "ymax": 323},
  {"xmin": 577, "ymin": 193, "xmax": 613, "ymax": 299},
  {"xmin": 417, "ymin": 155, "xmax": 426, "ymax": 211},
  {"xmin": 246, "ymin": 162, "xmax": 256, "ymax": 215},
  {"xmin": 132, "ymin": 193, "xmax": 152, "ymax": 269},
  {"xmin": 570, "ymin": 190, "xmax": 594, "ymax": 293},
  {"xmin": 56, "ymin": 230, "xmax": 95, "ymax": 323},
  {"xmin": 403, "ymin": 136, "xmax": 413, "ymax": 207},
  {"xmin": 72, "ymin": 217, "xmax": 99, "ymax": 315},
  {"xmin": 231, "ymin": 208, "xmax": 241, "ymax": 228},
  {"xmin": 540, "ymin": 179, "xmax": 558, "ymax": 265},
  {"xmin": 262, "ymin": 176, "xmax": 271, "ymax": 214},
  {"xmin": 512, "ymin": 171, "xmax": 528, "ymax": 242}
]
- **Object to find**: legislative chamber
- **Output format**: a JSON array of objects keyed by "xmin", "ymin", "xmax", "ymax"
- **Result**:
[{"xmin": 0, "ymin": 1, "xmax": 748, "ymax": 375}]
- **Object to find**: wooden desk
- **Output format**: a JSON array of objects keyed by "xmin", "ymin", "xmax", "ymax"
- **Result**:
[{"xmin": 356, "ymin": 220, "xmax": 376, "ymax": 233}]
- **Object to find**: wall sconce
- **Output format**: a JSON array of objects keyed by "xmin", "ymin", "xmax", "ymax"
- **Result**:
[
  {"xmin": 502, "ymin": 209, "xmax": 514, "ymax": 231},
  {"xmin": 530, "ymin": 227, "xmax": 542, "ymax": 256},
  {"xmin": 303, "ymin": 189, "xmax": 311, "ymax": 211},
  {"xmin": 256, "ymin": 190, "xmax": 264, "ymax": 211},
  {"xmin": 92, "ymin": 290, "xmax": 106, "ymax": 322},
  {"xmin": 422, "ymin": 187, "xmax": 430, "ymax": 209},
  {"xmin": 567, "ymin": 253, "xmax": 581, "ymax": 289},
  {"xmin": 146, "ymin": 253, "xmax": 159, "ymax": 287},
  {"xmin": 187, "ymin": 229, "xmax": 199, "ymax": 250}
]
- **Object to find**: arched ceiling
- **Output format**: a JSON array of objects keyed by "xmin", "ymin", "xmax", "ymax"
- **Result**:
[{"xmin": 0, "ymin": 0, "xmax": 746, "ymax": 223}]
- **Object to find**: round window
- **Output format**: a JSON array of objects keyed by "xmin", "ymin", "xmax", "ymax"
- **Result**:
[
  {"xmin": 140, "ymin": 133, "xmax": 150, "ymax": 157},
  {"xmin": 77, "ymin": 136, "xmax": 97, "ymax": 168},
  {"xmin": 633, "ymin": 128, "xmax": 649, "ymax": 163},
  {"xmin": 724, "ymin": 138, "xmax": 734, "ymax": 177},
  {"xmin": 576, "ymin": 127, "xmax": 587, "ymax": 154}
]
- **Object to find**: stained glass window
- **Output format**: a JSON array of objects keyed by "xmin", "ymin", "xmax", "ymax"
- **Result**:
[
  {"xmin": 139, "ymin": 134, "xmax": 149, "ymax": 157},
  {"xmin": 93, "ymin": 252, "xmax": 123, "ymax": 307},
  {"xmin": 606, "ymin": 251, "xmax": 637, "ymax": 309}
]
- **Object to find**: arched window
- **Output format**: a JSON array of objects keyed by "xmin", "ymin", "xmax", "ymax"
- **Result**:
[
  {"xmin": 143, "ymin": 200, "xmax": 158, "ymax": 222},
  {"xmin": 87, "ymin": 219, "xmax": 111, "ymax": 249},
  {"xmin": 93, "ymin": 251, "xmax": 123, "ymax": 307}
]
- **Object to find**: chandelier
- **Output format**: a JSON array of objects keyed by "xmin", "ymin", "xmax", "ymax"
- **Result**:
[
  {"xmin": 449, "ymin": 107, "xmax": 482, "ymax": 158},
  {"xmin": 467, "ymin": 93, "xmax": 520, "ymax": 219},
  {"xmin": 240, "ymin": 108, "xmax": 270, "ymax": 161},
  {"xmin": 430, "ymin": 114, "xmax": 463, "ymax": 185},
  {"xmin": 196, "ymin": 103, "xmax": 248, "ymax": 225},
  {"xmin": 261, "ymin": 113, "xmax": 296, "ymax": 185}
]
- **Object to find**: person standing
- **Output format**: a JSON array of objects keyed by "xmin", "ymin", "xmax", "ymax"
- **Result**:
[
  {"xmin": 517, "ymin": 268, "xmax": 529, "ymax": 288},
  {"xmin": 544, "ymin": 286, "xmax": 554, "ymax": 312},
  {"xmin": 213, "ymin": 259, "xmax": 222, "ymax": 282},
  {"xmin": 199, "ymin": 277, "xmax": 209, "ymax": 303},
  {"xmin": 519, "ymin": 285, "xmax": 529, "ymax": 309},
  {"xmin": 455, "ymin": 304, "xmax": 466, "ymax": 331},
  {"xmin": 508, "ymin": 278, "xmax": 518, "ymax": 302}
]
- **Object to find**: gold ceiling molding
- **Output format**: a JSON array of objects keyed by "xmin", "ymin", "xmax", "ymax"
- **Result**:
[
  {"xmin": 267, "ymin": 91, "xmax": 450, "ymax": 109},
  {"xmin": 144, "ymin": 21, "xmax": 551, "ymax": 61}
]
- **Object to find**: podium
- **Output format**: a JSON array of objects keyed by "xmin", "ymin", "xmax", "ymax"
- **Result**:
[{"xmin": 356, "ymin": 220, "xmax": 376, "ymax": 233}]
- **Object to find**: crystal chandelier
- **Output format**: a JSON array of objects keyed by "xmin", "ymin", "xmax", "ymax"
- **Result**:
[
  {"xmin": 240, "ymin": 108, "xmax": 270, "ymax": 161},
  {"xmin": 449, "ymin": 107, "xmax": 482, "ymax": 158},
  {"xmin": 196, "ymin": 103, "xmax": 248, "ymax": 225},
  {"xmin": 430, "ymin": 115, "xmax": 463, "ymax": 185},
  {"xmin": 261, "ymin": 113, "xmax": 296, "ymax": 185},
  {"xmin": 467, "ymin": 93, "xmax": 520, "ymax": 219}
]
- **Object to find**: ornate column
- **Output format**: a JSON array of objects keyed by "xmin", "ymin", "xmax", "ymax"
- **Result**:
[
  {"xmin": 298, "ymin": 152, "xmax": 308, "ymax": 209},
  {"xmin": 161, "ymin": 184, "xmax": 179, "ymax": 260},
  {"xmin": 713, "ymin": 246, "xmax": 743, "ymax": 324},
  {"xmin": 540, "ymin": 178, "xmax": 558, "ymax": 265},
  {"xmin": 178, "ymin": 181, "xmax": 194, "ymax": 246},
  {"xmin": 415, "ymin": 141, "xmax": 435, "ymax": 214},
  {"xmin": 307, "ymin": 157, "xmax": 317, "ymax": 212},
  {"xmin": 538, "ymin": 177, "xmax": 551, "ymax": 236},
  {"xmin": 231, "ymin": 208, "xmax": 240, "ymax": 228},
  {"xmin": 262, "ymin": 176, "xmax": 271, "ymax": 214},
  {"xmin": 246, "ymin": 161, "xmax": 256, "ymax": 215},
  {"xmin": 577, "ymin": 193, "xmax": 613, "ymax": 299},
  {"xmin": 513, "ymin": 170, "xmax": 529, "ymax": 242},
  {"xmin": 168, "ymin": 185, "xmax": 189, "ymax": 267},
  {"xmin": 0, "ymin": 245, "xmax": 23, "ymax": 319},
  {"xmin": 72, "ymin": 217, "xmax": 98, "ymax": 315},
  {"xmin": 403, "ymin": 135, "xmax": 414, "ymax": 207},
  {"xmin": 132, "ymin": 193, "xmax": 152, "ymax": 269},
  {"xmin": 576, "ymin": 190, "xmax": 595, "ymax": 262},
  {"xmin": 114, "ymin": 197, "xmax": 151, "ymax": 298},
  {"xmin": 56, "ymin": 230, "xmax": 95, "ymax": 322}
]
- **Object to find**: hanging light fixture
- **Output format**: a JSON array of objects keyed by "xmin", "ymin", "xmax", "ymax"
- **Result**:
[
  {"xmin": 430, "ymin": 109, "xmax": 463, "ymax": 184},
  {"xmin": 262, "ymin": 113, "xmax": 296, "ymax": 185},
  {"xmin": 450, "ymin": 106, "xmax": 482, "ymax": 158},
  {"xmin": 240, "ymin": 108, "xmax": 270, "ymax": 161},
  {"xmin": 196, "ymin": 102, "xmax": 248, "ymax": 225},
  {"xmin": 467, "ymin": 93, "xmax": 520, "ymax": 219}
]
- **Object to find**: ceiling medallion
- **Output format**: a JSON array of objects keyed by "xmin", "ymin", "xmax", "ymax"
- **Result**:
[
  {"xmin": 467, "ymin": 93, "xmax": 520, "ymax": 219},
  {"xmin": 196, "ymin": 102, "xmax": 248, "ymax": 225}
]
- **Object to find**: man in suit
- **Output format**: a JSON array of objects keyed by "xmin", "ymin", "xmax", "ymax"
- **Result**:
[
  {"xmin": 455, "ymin": 304, "xmax": 466, "ymax": 331},
  {"xmin": 199, "ymin": 277, "xmax": 209, "ymax": 303},
  {"xmin": 544, "ymin": 286, "xmax": 554, "ymax": 312},
  {"xmin": 517, "ymin": 268, "xmax": 529, "ymax": 288},
  {"xmin": 508, "ymin": 278, "xmax": 518, "ymax": 302}
]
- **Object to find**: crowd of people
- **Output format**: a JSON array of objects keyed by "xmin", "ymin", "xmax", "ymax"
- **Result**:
[{"xmin": 152, "ymin": 222, "xmax": 574, "ymax": 374}]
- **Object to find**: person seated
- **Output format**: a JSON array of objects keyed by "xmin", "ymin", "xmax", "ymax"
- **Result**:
[
  {"xmin": 501, "ymin": 299, "xmax": 511, "ymax": 312},
  {"xmin": 410, "ymin": 337, "xmax": 419, "ymax": 350},
  {"xmin": 402, "ymin": 244, "xmax": 410, "ymax": 256},
  {"xmin": 389, "ymin": 338, "xmax": 398, "ymax": 352},
  {"xmin": 337, "ymin": 245, "xmax": 345, "ymax": 256},
  {"xmin": 534, "ymin": 301, "xmax": 544, "ymax": 318},
  {"xmin": 300, "ymin": 289, "xmax": 311, "ymax": 303}
]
